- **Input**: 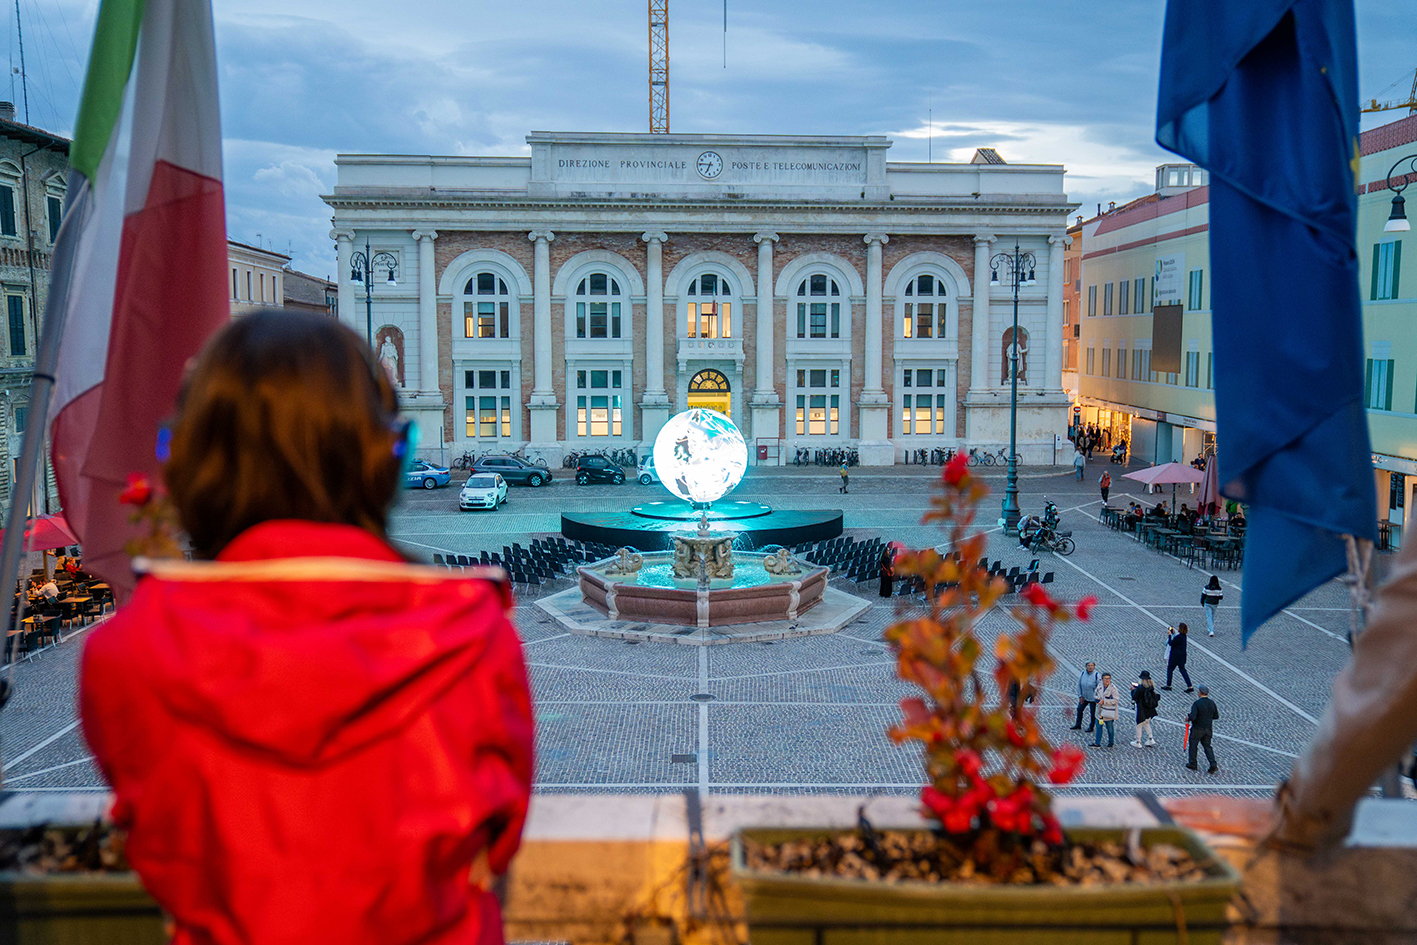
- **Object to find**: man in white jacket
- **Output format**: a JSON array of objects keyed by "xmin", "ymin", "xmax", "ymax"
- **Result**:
[{"xmin": 1091, "ymin": 672, "xmax": 1120, "ymax": 748}]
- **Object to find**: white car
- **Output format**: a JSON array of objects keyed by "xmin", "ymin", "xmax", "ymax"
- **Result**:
[
  {"xmin": 637, "ymin": 454, "xmax": 659, "ymax": 485},
  {"xmin": 459, "ymin": 473, "xmax": 507, "ymax": 511}
]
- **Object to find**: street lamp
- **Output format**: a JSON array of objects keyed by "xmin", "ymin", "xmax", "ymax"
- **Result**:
[
  {"xmin": 990, "ymin": 241, "xmax": 1037, "ymax": 536},
  {"xmin": 348, "ymin": 236, "xmax": 400, "ymax": 346},
  {"xmin": 1383, "ymin": 154, "xmax": 1416, "ymax": 232}
]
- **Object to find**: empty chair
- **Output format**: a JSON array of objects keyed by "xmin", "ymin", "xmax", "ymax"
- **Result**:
[
  {"xmin": 1041, "ymin": 572, "xmax": 1055, "ymax": 584},
  {"xmin": 1027, "ymin": 559, "xmax": 1039, "ymax": 572},
  {"xmin": 432, "ymin": 553, "xmax": 445, "ymax": 566},
  {"xmin": 991, "ymin": 560, "xmax": 1002, "ymax": 573}
]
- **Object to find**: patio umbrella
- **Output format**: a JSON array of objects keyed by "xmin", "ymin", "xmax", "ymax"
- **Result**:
[
  {"xmin": 2, "ymin": 514, "xmax": 79, "ymax": 553},
  {"xmin": 1196, "ymin": 455, "xmax": 1221, "ymax": 518},
  {"xmin": 1121, "ymin": 462, "xmax": 1205, "ymax": 513}
]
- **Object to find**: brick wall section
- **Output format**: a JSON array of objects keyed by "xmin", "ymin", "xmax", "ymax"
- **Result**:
[{"xmin": 429, "ymin": 228, "xmax": 976, "ymax": 445}]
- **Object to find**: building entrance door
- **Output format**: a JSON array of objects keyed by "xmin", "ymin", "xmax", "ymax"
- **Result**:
[{"xmin": 687, "ymin": 369, "xmax": 731, "ymax": 416}]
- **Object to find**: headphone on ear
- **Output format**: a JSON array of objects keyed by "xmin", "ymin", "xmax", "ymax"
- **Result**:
[{"xmin": 392, "ymin": 418, "xmax": 419, "ymax": 483}]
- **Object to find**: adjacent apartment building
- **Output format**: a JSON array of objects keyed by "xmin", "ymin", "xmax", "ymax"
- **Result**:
[{"xmin": 1076, "ymin": 111, "xmax": 1417, "ymax": 549}]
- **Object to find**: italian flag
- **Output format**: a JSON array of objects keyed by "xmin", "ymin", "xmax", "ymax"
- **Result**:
[{"xmin": 47, "ymin": 0, "xmax": 229, "ymax": 598}]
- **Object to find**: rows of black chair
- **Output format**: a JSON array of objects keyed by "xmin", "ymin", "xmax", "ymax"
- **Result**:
[{"xmin": 430, "ymin": 537, "xmax": 621, "ymax": 589}]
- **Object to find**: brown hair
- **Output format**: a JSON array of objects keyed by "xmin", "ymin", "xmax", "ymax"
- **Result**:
[
  {"xmin": 1177, "ymin": 623, "xmax": 1188, "ymax": 634},
  {"xmin": 164, "ymin": 310, "xmax": 402, "ymax": 558}
]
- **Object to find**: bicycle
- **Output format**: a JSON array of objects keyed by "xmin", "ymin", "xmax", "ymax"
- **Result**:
[
  {"xmin": 967, "ymin": 447, "xmax": 993, "ymax": 467},
  {"xmin": 452, "ymin": 451, "xmax": 475, "ymax": 471}
]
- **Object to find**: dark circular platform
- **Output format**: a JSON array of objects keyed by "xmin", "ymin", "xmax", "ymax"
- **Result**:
[
  {"xmin": 561, "ymin": 503, "xmax": 842, "ymax": 551},
  {"xmin": 629, "ymin": 500, "xmax": 773, "ymax": 522}
]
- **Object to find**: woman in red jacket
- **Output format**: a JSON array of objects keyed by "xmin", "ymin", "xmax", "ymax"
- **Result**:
[{"xmin": 80, "ymin": 310, "xmax": 534, "ymax": 945}]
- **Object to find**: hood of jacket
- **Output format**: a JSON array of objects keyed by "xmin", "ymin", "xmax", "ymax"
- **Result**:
[{"xmin": 111, "ymin": 520, "xmax": 514, "ymax": 767}]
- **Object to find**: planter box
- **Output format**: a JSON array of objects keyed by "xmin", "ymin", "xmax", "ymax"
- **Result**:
[
  {"xmin": 0, "ymin": 871, "xmax": 165, "ymax": 944},
  {"xmin": 731, "ymin": 826, "xmax": 1241, "ymax": 945}
]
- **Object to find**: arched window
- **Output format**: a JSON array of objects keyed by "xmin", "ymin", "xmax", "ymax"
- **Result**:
[
  {"xmin": 795, "ymin": 275, "xmax": 841, "ymax": 339},
  {"xmin": 685, "ymin": 273, "xmax": 732, "ymax": 338},
  {"xmin": 902, "ymin": 273, "xmax": 948, "ymax": 339},
  {"xmin": 462, "ymin": 272, "xmax": 511, "ymax": 339},
  {"xmin": 575, "ymin": 273, "xmax": 623, "ymax": 339},
  {"xmin": 1002, "ymin": 326, "xmax": 1030, "ymax": 385}
]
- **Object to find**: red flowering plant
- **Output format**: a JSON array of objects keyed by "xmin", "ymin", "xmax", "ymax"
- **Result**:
[
  {"xmin": 120, "ymin": 472, "xmax": 184, "ymax": 561},
  {"xmin": 886, "ymin": 453, "xmax": 1096, "ymax": 875}
]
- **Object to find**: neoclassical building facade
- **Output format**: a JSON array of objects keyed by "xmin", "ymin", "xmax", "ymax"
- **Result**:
[{"xmin": 323, "ymin": 133, "xmax": 1075, "ymax": 465}]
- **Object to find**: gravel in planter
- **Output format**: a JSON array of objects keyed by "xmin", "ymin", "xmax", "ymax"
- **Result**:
[
  {"xmin": 742, "ymin": 830, "xmax": 1210, "ymax": 887},
  {"xmin": 0, "ymin": 824, "xmax": 130, "ymax": 874}
]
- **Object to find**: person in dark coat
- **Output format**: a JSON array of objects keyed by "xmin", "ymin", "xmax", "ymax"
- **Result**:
[
  {"xmin": 1201, "ymin": 575, "xmax": 1224, "ymax": 636},
  {"xmin": 1129, "ymin": 671, "xmax": 1160, "ymax": 748},
  {"xmin": 1186, "ymin": 685, "xmax": 1220, "ymax": 774},
  {"xmin": 1162, "ymin": 623, "xmax": 1193, "ymax": 692},
  {"xmin": 878, "ymin": 546, "xmax": 895, "ymax": 598}
]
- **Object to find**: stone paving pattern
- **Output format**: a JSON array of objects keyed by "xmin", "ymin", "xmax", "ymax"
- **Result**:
[{"xmin": 0, "ymin": 459, "xmax": 1364, "ymax": 799}]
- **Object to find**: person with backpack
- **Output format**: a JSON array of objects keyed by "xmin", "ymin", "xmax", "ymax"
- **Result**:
[
  {"xmin": 1201, "ymin": 575, "xmax": 1224, "ymax": 636},
  {"xmin": 1099, "ymin": 470, "xmax": 1112, "ymax": 505},
  {"xmin": 1162, "ymin": 623, "xmax": 1193, "ymax": 692},
  {"xmin": 839, "ymin": 461, "xmax": 849, "ymax": 494},
  {"xmin": 1130, "ymin": 671, "xmax": 1160, "ymax": 748}
]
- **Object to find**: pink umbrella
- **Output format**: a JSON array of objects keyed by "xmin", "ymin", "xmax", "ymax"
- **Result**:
[
  {"xmin": 1121, "ymin": 462, "xmax": 1205, "ymax": 513},
  {"xmin": 2, "ymin": 513, "xmax": 79, "ymax": 552},
  {"xmin": 1196, "ymin": 455, "xmax": 1221, "ymax": 518}
]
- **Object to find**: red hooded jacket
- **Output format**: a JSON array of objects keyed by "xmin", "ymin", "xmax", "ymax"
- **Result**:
[{"xmin": 80, "ymin": 521, "xmax": 534, "ymax": 945}]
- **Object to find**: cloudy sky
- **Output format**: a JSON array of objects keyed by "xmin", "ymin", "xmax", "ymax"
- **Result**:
[{"xmin": 15, "ymin": 0, "xmax": 1417, "ymax": 275}]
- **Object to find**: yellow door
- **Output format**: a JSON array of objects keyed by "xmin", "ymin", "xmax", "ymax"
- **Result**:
[{"xmin": 686, "ymin": 369, "xmax": 731, "ymax": 417}]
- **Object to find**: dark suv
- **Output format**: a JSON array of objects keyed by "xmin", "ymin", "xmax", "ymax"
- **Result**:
[
  {"xmin": 469, "ymin": 455, "xmax": 552, "ymax": 487},
  {"xmin": 576, "ymin": 454, "xmax": 625, "ymax": 485}
]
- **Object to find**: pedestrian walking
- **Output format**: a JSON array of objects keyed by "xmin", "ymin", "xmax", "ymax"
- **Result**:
[
  {"xmin": 839, "ymin": 461, "xmax": 849, "ymax": 494},
  {"xmin": 1073, "ymin": 449, "xmax": 1086, "ymax": 481},
  {"xmin": 878, "ymin": 545, "xmax": 895, "ymax": 598},
  {"xmin": 1099, "ymin": 470, "xmax": 1112, "ymax": 505},
  {"xmin": 1129, "ymin": 671, "xmax": 1160, "ymax": 748},
  {"xmin": 1185, "ymin": 685, "xmax": 1220, "ymax": 774},
  {"xmin": 1201, "ymin": 575, "xmax": 1224, "ymax": 636},
  {"xmin": 1070, "ymin": 661, "xmax": 1100, "ymax": 732},
  {"xmin": 1162, "ymin": 623, "xmax": 1193, "ymax": 692},
  {"xmin": 1091, "ymin": 673, "xmax": 1119, "ymax": 747},
  {"xmin": 1007, "ymin": 678, "xmax": 1036, "ymax": 718}
]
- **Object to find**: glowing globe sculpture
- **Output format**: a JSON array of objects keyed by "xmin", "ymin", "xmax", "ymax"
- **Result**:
[{"xmin": 652, "ymin": 408, "xmax": 748, "ymax": 506}]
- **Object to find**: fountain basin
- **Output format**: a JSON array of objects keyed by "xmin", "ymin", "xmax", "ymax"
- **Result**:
[{"xmin": 578, "ymin": 551, "xmax": 828, "ymax": 628}]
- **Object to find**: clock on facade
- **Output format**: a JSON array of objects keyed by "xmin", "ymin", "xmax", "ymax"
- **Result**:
[{"xmin": 696, "ymin": 151, "xmax": 723, "ymax": 179}]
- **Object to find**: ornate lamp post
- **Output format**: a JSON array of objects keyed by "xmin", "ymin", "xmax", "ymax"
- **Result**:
[
  {"xmin": 348, "ymin": 236, "xmax": 400, "ymax": 346},
  {"xmin": 1383, "ymin": 153, "xmax": 1417, "ymax": 232},
  {"xmin": 990, "ymin": 241, "xmax": 1037, "ymax": 535}
]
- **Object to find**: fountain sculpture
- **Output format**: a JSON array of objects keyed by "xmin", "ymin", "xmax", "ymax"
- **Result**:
[{"xmin": 575, "ymin": 409, "xmax": 829, "ymax": 628}]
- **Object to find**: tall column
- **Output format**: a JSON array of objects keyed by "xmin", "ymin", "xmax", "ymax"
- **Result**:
[
  {"xmin": 970, "ymin": 232, "xmax": 995, "ymax": 393},
  {"xmin": 1046, "ymin": 234, "xmax": 1068, "ymax": 393},
  {"xmin": 750, "ymin": 231, "xmax": 781, "ymax": 462},
  {"xmin": 857, "ymin": 232, "xmax": 892, "ymax": 465},
  {"xmin": 640, "ymin": 231, "xmax": 671, "ymax": 448},
  {"xmin": 332, "ymin": 229, "xmax": 355, "ymax": 331},
  {"xmin": 412, "ymin": 230, "xmax": 438, "ymax": 392},
  {"xmin": 527, "ymin": 230, "xmax": 560, "ymax": 455}
]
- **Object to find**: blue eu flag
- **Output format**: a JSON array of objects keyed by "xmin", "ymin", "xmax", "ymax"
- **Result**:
[{"xmin": 1157, "ymin": 0, "xmax": 1375, "ymax": 645}]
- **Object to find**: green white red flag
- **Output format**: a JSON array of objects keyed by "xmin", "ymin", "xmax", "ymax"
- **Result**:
[{"xmin": 47, "ymin": 0, "xmax": 229, "ymax": 597}]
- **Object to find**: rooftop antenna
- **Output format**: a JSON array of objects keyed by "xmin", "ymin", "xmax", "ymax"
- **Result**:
[
  {"xmin": 928, "ymin": 93, "xmax": 932, "ymax": 163},
  {"xmin": 12, "ymin": 0, "xmax": 26, "ymax": 124},
  {"xmin": 723, "ymin": 0, "xmax": 726, "ymax": 68}
]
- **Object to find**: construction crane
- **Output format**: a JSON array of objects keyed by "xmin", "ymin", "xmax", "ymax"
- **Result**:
[
  {"xmin": 1361, "ymin": 68, "xmax": 1417, "ymax": 116},
  {"xmin": 649, "ymin": 0, "xmax": 669, "ymax": 133}
]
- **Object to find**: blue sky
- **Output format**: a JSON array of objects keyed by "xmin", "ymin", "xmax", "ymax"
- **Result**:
[{"xmin": 14, "ymin": 0, "xmax": 1417, "ymax": 276}]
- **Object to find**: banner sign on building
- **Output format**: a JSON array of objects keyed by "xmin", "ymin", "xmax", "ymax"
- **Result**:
[
  {"xmin": 1151, "ymin": 303, "xmax": 1184, "ymax": 374},
  {"xmin": 1154, "ymin": 253, "xmax": 1184, "ymax": 304}
]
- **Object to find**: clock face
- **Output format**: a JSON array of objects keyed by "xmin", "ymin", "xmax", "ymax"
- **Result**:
[{"xmin": 696, "ymin": 151, "xmax": 723, "ymax": 179}]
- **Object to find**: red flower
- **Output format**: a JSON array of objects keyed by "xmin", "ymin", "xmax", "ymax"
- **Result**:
[
  {"xmin": 1041, "ymin": 813, "xmax": 1064, "ymax": 846},
  {"xmin": 1005, "ymin": 723, "xmax": 1027, "ymax": 748},
  {"xmin": 921, "ymin": 785, "xmax": 956, "ymax": 821},
  {"xmin": 1021, "ymin": 581, "xmax": 1059, "ymax": 610},
  {"xmin": 942, "ymin": 452, "xmax": 970, "ymax": 487},
  {"xmin": 1075, "ymin": 595, "xmax": 1099, "ymax": 620},
  {"xmin": 1047, "ymin": 744, "xmax": 1086, "ymax": 785},
  {"xmin": 942, "ymin": 808, "xmax": 974, "ymax": 834},
  {"xmin": 955, "ymin": 749, "xmax": 982, "ymax": 778},
  {"xmin": 119, "ymin": 472, "xmax": 152, "ymax": 506}
]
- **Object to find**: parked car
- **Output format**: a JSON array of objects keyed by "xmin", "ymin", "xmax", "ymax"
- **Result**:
[
  {"xmin": 637, "ymin": 454, "xmax": 659, "ymax": 485},
  {"xmin": 459, "ymin": 474, "xmax": 508, "ymax": 511},
  {"xmin": 405, "ymin": 460, "xmax": 451, "ymax": 490},
  {"xmin": 470, "ymin": 455, "xmax": 552, "ymax": 487},
  {"xmin": 576, "ymin": 454, "xmax": 625, "ymax": 485}
]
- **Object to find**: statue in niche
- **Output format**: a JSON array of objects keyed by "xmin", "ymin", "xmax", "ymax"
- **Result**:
[
  {"xmin": 1002, "ymin": 326, "xmax": 1029, "ymax": 386},
  {"xmin": 375, "ymin": 325, "xmax": 405, "ymax": 387}
]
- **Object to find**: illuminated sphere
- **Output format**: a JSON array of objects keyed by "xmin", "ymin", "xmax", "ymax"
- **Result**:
[{"xmin": 652, "ymin": 408, "xmax": 748, "ymax": 505}]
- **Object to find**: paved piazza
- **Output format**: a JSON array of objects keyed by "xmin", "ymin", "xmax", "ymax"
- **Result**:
[{"xmin": 0, "ymin": 461, "xmax": 1359, "ymax": 799}]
